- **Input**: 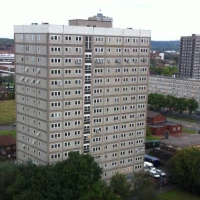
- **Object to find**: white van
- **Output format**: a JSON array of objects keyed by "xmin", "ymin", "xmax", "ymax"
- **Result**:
[{"xmin": 144, "ymin": 161, "xmax": 156, "ymax": 171}]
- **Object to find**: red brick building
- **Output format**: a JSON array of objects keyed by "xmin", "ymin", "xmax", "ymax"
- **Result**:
[
  {"xmin": 0, "ymin": 134, "xmax": 16, "ymax": 157},
  {"xmin": 147, "ymin": 111, "xmax": 166, "ymax": 123},
  {"xmin": 0, "ymin": 86, "xmax": 9, "ymax": 100},
  {"xmin": 147, "ymin": 111, "xmax": 182, "ymax": 135}
]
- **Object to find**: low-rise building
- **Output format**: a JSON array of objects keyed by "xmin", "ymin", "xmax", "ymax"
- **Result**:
[
  {"xmin": 147, "ymin": 111, "xmax": 182, "ymax": 135},
  {"xmin": 0, "ymin": 134, "xmax": 16, "ymax": 157},
  {"xmin": 149, "ymin": 75, "xmax": 200, "ymax": 104}
]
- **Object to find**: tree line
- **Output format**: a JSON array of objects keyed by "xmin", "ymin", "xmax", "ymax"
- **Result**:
[
  {"xmin": 148, "ymin": 93, "xmax": 199, "ymax": 115},
  {"xmin": 151, "ymin": 40, "xmax": 180, "ymax": 52},
  {"xmin": 0, "ymin": 152, "xmax": 158, "ymax": 200},
  {"xmin": 150, "ymin": 66, "xmax": 178, "ymax": 76},
  {"xmin": 0, "ymin": 38, "xmax": 14, "ymax": 49}
]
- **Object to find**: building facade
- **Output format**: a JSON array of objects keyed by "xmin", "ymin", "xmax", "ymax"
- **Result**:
[
  {"xmin": 149, "ymin": 75, "xmax": 200, "ymax": 105},
  {"xmin": 179, "ymin": 34, "xmax": 200, "ymax": 79},
  {"xmin": 15, "ymin": 24, "xmax": 150, "ymax": 180}
]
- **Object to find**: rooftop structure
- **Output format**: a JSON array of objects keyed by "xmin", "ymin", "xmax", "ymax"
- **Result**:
[{"xmin": 69, "ymin": 12, "xmax": 113, "ymax": 28}]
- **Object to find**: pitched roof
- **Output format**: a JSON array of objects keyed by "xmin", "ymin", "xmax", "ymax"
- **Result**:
[
  {"xmin": 0, "ymin": 134, "xmax": 16, "ymax": 146},
  {"xmin": 147, "ymin": 110, "xmax": 161, "ymax": 118}
]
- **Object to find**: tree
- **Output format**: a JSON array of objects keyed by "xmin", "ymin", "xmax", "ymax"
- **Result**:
[
  {"xmin": 132, "ymin": 172, "xmax": 158, "ymax": 200},
  {"xmin": 165, "ymin": 95, "xmax": 178, "ymax": 111},
  {"xmin": 170, "ymin": 147, "xmax": 200, "ymax": 193},
  {"xmin": 174, "ymin": 97, "xmax": 187, "ymax": 114},
  {"xmin": 146, "ymin": 127, "xmax": 152, "ymax": 137},
  {"xmin": 110, "ymin": 173, "xmax": 131, "ymax": 200},
  {"xmin": 0, "ymin": 162, "xmax": 19, "ymax": 200},
  {"xmin": 187, "ymin": 98, "xmax": 199, "ymax": 115},
  {"xmin": 6, "ymin": 152, "xmax": 120, "ymax": 200},
  {"xmin": 148, "ymin": 93, "xmax": 166, "ymax": 111}
]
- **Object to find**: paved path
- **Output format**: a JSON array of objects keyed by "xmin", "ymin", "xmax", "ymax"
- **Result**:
[{"xmin": 0, "ymin": 125, "xmax": 16, "ymax": 131}]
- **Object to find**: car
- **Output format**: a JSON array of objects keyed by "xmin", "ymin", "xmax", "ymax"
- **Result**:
[
  {"xmin": 144, "ymin": 161, "xmax": 156, "ymax": 171},
  {"xmin": 144, "ymin": 166, "xmax": 149, "ymax": 172},
  {"xmin": 12, "ymin": 123, "xmax": 16, "ymax": 127},
  {"xmin": 148, "ymin": 170, "xmax": 160, "ymax": 179},
  {"xmin": 154, "ymin": 169, "xmax": 166, "ymax": 177}
]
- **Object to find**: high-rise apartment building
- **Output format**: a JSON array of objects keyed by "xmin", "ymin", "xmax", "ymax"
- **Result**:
[
  {"xmin": 179, "ymin": 34, "xmax": 200, "ymax": 78},
  {"xmin": 14, "ymin": 21, "xmax": 150, "ymax": 180}
]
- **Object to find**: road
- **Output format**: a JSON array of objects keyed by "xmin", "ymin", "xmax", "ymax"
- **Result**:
[{"xmin": 0, "ymin": 125, "xmax": 16, "ymax": 131}]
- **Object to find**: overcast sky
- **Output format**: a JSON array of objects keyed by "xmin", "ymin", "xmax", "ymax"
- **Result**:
[{"xmin": 1, "ymin": 0, "xmax": 200, "ymax": 40}]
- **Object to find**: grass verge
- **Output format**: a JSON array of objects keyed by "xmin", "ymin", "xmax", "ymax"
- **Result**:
[
  {"xmin": 146, "ymin": 135, "xmax": 161, "ymax": 140},
  {"xmin": 182, "ymin": 128, "xmax": 196, "ymax": 134},
  {"xmin": 158, "ymin": 188, "xmax": 200, "ymax": 200},
  {"xmin": 0, "ymin": 130, "xmax": 16, "ymax": 138},
  {"xmin": 0, "ymin": 100, "xmax": 16, "ymax": 125}
]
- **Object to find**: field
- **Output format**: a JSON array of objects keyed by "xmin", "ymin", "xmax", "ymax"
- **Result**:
[
  {"xmin": 0, "ymin": 100, "xmax": 16, "ymax": 125},
  {"xmin": 158, "ymin": 188, "xmax": 200, "ymax": 200},
  {"xmin": 0, "ymin": 130, "xmax": 16, "ymax": 137}
]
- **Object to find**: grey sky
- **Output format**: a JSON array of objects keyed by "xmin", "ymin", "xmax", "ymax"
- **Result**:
[{"xmin": 1, "ymin": 0, "xmax": 200, "ymax": 40}]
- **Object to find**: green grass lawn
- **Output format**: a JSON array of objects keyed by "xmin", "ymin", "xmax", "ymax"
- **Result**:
[
  {"xmin": 166, "ymin": 114, "xmax": 199, "ymax": 124},
  {"xmin": 182, "ymin": 128, "xmax": 196, "ymax": 134},
  {"xmin": 158, "ymin": 188, "xmax": 200, "ymax": 200},
  {"xmin": 146, "ymin": 135, "xmax": 161, "ymax": 140},
  {"xmin": 0, "ymin": 130, "xmax": 16, "ymax": 138},
  {"xmin": 0, "ymin": 100, "xmax": 16, "ymax": 125}
]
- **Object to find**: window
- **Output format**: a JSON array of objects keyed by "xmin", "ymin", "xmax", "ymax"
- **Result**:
[
  {"xmin": 51, "ymin": 91, "xmax": 61, "ymax": 96},
  {"xmin": 51, "ymin": 69, "xmax": 61, "ymax": 74},
  {"xmin": 51, "ymin": 102, "xmax": 61, "ymax": 107},
  {"xmin": 65, "ymin": 69, "xmax": 71, "ymax": 74},
  {"xmin": 95, "ymin": 37, "xmax": 104, "ymax": 42},
  {"xmin": 50, "ymin": 35, "xmax": 61, "ymax": 40},
  {"xmin": 65, "ymin": 58, "xmax": 72, "ymax": 63},
  {"xmin": 75, "ymin": 36, "xmax": 82, "ymax": 41},
  {"xmin": 51, "ymin": 58, "xmax": 61, "ymax": 63},
  {"xmin": 75, "ymin": 47, "xmax": 82, "ymax": 52},
  {"xmin": 116, "ymin": 48, "xmax": 122, "ymax": 53},
  {"xmin": 124, "ymin": 38, "xmax": 130, "ymax": 43},
  {"xmin": 51, "ymin": 47, "xmax": 61, "ymax": 52},
  {"xmin": 65, "ymin": 36, "xmax": 72, "ymax": 41},
  {"xmin": 107, "ymin": 37, "xmax": 111, "ymax": 42},
  {"xmin": 75, "ymin": 69, "xmax": 81, "ymax": 74},
  {"xmin": 65, "ymin": 47, "xmax": 72, "ymax": 52},
  {"xmin": 51, "ymin": 123, "xmax": 61, "ymax": 128},
  {"xmin": 32, "ymin": 35, "xmax": 35, "ymax": 40},
  {"xmin": 37, "ymin": 35, "xmax": 40, "ymax": 40}
]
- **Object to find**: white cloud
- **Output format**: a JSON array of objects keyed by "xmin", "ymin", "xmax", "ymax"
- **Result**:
[{"xmin": 1, "ymin": 0, "xmax": 200, "ymax": 40}]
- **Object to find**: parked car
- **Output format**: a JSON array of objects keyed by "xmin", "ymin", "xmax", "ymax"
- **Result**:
[
  {"xmin": 144, "ymin": 161, "xmax": 156, "ymax": 171},
  {"xmin": 12, "ymin": 123, "xmax": 16, "ymax": 127},
  {"xmin": 148, "ymin": 170, "xmax": 160, "ymax": 179},
  {"xmin": 144, "ymin": 166, "xmax": 149, "ymax": 172},
  {"xmin": 154, "ymin": 169, "xmax": 166, "ymax": 177}
]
